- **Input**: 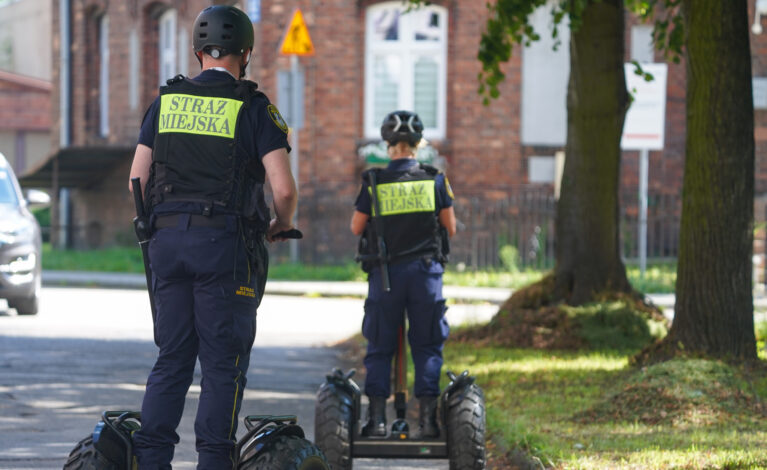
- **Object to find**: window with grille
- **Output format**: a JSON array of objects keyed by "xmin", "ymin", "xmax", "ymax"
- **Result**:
[{"xmin": 364, "ymin": 2, "xmax": 447, "ymax": 140}]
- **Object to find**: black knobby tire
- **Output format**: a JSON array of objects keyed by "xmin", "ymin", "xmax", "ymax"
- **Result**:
[
  {"xmin": 446, "ymin": 383, "xmax": 486, "ymax": 470},
  {"xmin": 314, "ymin": 383, "xmax": 354, "ymax": 470},
  {"xmin": 240, "ymin": 435, "xmax": 329, "ymax": 470},
  {"xmin": 63, "ymin": 435, "xmax": 119, "ymax": 470},
  {"xmin": 11, "ymin": 295, "xmax": 38, "ymax": 316}
]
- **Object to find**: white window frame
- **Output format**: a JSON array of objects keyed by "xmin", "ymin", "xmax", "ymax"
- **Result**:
[
  {"xmin": 99, "ymin": 14, "xmax": 109, "ymax": 137},
  {"xmin": 158, "ymin": 9, "xmax": 177, "ymax": 87},
  {"xmin": 177, "ymin": 26, "xmax": 189, "ymax": 77},
  {"xmin": 129, "ymin": 28, "xmax": 140, "ymax": 110},
  {"xmin": 364, "ymin": 2, "xmax": 447, "ymax": 140}
]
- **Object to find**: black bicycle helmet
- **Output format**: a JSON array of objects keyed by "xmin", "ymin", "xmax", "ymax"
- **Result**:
[
  {"xmin": 380, "ymin": 110, "xmax": 424, "ymax": 146},
  {"xmin": 193, "ymin": 5, "xmax": 254, "ymax": 57}
]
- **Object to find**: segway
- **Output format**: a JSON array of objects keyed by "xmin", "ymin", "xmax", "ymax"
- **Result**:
[
  {"xmin": 314, "ymin": 314, "xmax": 487, "ymax": 470},
  {"xmin": 64, "ymin": 411, "xmax": 329, "ymax": 469}
]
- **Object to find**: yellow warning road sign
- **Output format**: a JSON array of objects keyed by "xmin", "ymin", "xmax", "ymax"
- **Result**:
[{"xmin": 280, "ymin": 9, "xmax": 315, "ymax": 56}]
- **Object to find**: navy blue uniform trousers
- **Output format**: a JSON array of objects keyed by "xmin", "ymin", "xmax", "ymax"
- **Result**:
[
  {"xmin": 132, "ymin": 215, "xmax": 263, "ymax": 470},
  {"xmin": 363, "ymin": 258, "xmax": 450, "ymax": 398}
]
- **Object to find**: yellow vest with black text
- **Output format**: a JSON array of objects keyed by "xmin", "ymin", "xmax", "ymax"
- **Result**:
[
  {"xmin": 147, "ymin": 76, "xmax": 268, "ymax": 227},
  {"xmin": 362, "ymin": 164, "xmax": 444, "ymax": 266}
]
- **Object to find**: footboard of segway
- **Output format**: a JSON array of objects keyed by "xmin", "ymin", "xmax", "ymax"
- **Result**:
[{"xmin": 352, "ymin": 438, "xmax": 448, "ymax": 459}]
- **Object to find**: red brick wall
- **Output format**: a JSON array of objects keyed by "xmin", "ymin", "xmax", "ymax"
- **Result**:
[
  {"xmin": 256, "ymin": 0, "xmax": 524, "ymax": 200},
  {"xmin": 0, "ymin": 76, "xmax": 51, "ymax": 132}
]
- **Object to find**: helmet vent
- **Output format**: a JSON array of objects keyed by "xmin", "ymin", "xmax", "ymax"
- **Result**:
[
  {"xmin": 200, "ymin": 22, "xmax": 208, "ymax": 27},
  {"xmin": 199, "ymin": 33, "xmax": 208, "ymax": 38},
  {"xmin": 222, "ymin": 34, "xmax": 232, "ymax": 40},
  {"xmin": 223, "ymin": 23, "xmax": 234, "ymax": 29}
]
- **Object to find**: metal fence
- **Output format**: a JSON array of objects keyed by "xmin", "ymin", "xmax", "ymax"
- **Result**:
[{"xmin": 268, "ymin": 187, "xmax": 682, "ymax": 269}]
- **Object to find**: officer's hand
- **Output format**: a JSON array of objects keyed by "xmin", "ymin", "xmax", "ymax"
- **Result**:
[{"xmin": 266, "ymin": 218, "xmax": 294, "ymax": 243}]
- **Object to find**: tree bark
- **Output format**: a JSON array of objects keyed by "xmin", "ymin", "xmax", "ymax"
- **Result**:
[
  {"xmin": 670, "ymin": 0, "xmax": 757, "ymax": 359},
  {"xmin": 554, "ymin": 0, "xmax": 632, "ymax": 305}
]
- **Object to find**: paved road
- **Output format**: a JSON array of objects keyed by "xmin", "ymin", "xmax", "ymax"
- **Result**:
[{"xmin": 0, "ymin": 287, "xmax": 495, "ymax": 469}]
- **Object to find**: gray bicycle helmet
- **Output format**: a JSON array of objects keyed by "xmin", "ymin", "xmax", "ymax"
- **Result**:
[
  {"xmin": 380, "ymin": 110, "xmax": 424, "ymax": 146},
  {"xmin": 193, "ymin": 5, "xmax": 254, "ymax": 57}
]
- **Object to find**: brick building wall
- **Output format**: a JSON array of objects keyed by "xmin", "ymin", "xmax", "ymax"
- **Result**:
[
  {"xmin": 44, "ymin": 1, "xmax": 767, "ymax": 252},
  {"xmin": 256, "ymin": 0, "xmax": 522, "ymax": 200},
  {"xmin": 0, "ymin": 70, "xmax": 51, "ymax": 175},
  {"xmin": 51, "ymin": 0, "xmax": 210, "ymax": 248}
]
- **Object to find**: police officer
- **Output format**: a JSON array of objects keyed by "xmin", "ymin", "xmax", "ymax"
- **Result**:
[
  {"xmin": 128, "ymin": 5, "xmax": 296, "ymax": 469},
  {"xmin": 350, "ymin": 110, "xmax": 457, "ymax": 439}
]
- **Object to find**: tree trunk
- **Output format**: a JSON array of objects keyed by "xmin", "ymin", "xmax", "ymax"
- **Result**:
[
  {"xmin": 670, "ymin": 0, "xmax": 757, "ymax": 359},
  {"xmin": 554, "ymin": 0, "xmax": 632, "ymax": 305}
]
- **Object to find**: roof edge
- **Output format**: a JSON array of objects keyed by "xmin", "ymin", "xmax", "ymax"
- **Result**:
[{"xmin": 0, "ymin": 69, "xmax": 52, "ymax": 92}]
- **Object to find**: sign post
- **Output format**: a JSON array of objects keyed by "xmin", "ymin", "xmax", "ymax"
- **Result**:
[
  {"xmin": 279, "ymin": 9, "xmax": 314, "ymax": 262},
  {"xmin": 621, "ymin": 63, "xmax": 667, "ymax": 277}
]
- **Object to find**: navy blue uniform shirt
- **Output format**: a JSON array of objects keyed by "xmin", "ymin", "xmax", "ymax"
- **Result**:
[{"xmin": 354, "ymin": 158, "xmax": 453, "ymax": 215}]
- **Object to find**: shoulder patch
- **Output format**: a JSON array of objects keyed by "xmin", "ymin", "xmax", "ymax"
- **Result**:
[
  {"xmin": 444, "ymin": 175, "xmax": 455, "ymax": 200},
  {"xmin": 267, "ymin": 104, "xmax": 289, "ymax": 133}
]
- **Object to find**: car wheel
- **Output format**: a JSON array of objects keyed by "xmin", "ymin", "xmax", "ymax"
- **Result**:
[{"xmin": 10, "ymin": 295, "xmax": 38, "ymax": 316}]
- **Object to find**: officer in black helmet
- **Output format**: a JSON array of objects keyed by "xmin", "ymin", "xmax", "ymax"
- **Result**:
[
  {"xmin": 128, "ymin": 5, "xmax": 296, "ymax": 468},
  {"xmin": 351, "ymin": 110, "xmax": 457, "ymax": 439}
]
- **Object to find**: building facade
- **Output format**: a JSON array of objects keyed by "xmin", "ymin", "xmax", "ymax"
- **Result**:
[
  {"xmin": 0, "ymin": 0, "xmax": 52, "ymax": 180},
  {"xmin": 30, "ymin": 1, "xmax": 767, "ymax": 265}
]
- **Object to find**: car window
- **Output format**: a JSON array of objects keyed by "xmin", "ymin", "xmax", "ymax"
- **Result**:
[{"xmin": 0, "ymin": 170, "xmax": 19, "ymax": 204}]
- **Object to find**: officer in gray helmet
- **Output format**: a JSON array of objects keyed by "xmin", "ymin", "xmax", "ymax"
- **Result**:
[{"xmin": 351, "ymin": 110, "xmax": 457, "ymax": 439}]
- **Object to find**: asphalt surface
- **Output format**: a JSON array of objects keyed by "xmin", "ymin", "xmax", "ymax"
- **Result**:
[{"xmin": 0, "ymin": 282, "xmax": 494, "ymax": 470}]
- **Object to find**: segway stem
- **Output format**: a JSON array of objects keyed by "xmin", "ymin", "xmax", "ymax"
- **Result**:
[
  {"xmin": 394, "ymin": 314, "xmax": 407, "ymax": 419},
  {"xmin": 391, "ymin": 312, "xmax": 409, "ymax": 438}
]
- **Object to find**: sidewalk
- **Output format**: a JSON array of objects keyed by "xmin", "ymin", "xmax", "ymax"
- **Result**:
[
  {"xmin": 41, "ymin": 270, "xmax": 511, "ymax": 304},
  {"xmin": 41, "ymin": 270, "xmax": 767, "ymax": 316}
]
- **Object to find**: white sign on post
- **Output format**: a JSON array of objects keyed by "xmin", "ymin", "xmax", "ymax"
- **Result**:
[
  {"xmin": 621, "ymin": 63, "xmax": 668, "ymax": 151},
  {"xmin": 621, "ymin": 63, "xmax": 667, "ymax": 277}
]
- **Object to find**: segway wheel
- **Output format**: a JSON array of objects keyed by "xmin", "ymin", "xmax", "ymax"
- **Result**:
[
  {"xmin": 239, "ymin": 435, "xmax": 329, "ymax": 470},
  {"xmin": 446, "ymin": 384, "xmax": 486, "ymax": 470},
  {"xmin": 314, "ymin": 382, "xmax": 354, "ymax": 470},
  {"xmin": 63, "ymin": 435, "xmax": 119, "ymax": 470}
]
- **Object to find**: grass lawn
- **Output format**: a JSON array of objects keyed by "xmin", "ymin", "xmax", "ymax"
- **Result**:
[
  {"xmin": 442, "ymin": 342, "xmax": 767, "ymax": 469},
  {"xmin": 342, "ymin": 317, "xmax": 767, "ymax": 469}
]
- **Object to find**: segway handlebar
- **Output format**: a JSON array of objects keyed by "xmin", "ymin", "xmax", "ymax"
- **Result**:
[{"xmin": 272, "ymin": 228, "xmax": 303, "ymax": 240}]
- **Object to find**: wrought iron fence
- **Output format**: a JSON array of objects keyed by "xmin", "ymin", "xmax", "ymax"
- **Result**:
[
  {"xmin": 36, "ymin": 187, "xmax": 682, "ymax": 268},
  {"xmin": 268, "ymin": 187, "xmax": 682, "ymax": 269}
]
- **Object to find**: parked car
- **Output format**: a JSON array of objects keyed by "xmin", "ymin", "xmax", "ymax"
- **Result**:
[{"xmin": 0, "ymin": 152, "xmax": 49, "ymax": 315}]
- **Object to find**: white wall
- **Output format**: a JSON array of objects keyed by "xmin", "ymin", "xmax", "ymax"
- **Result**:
[
  {"xmin": 520, "ymin": 4, "xmax": 569, "ymax": 146},
  {"xmin": 0, "ymin": 0, "xmax": 52, "ymax": 80}
]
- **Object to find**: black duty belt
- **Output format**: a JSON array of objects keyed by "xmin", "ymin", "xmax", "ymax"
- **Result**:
[{"xmin": 154, "ymin": 214, "xmax": 229, "ymax": 229}]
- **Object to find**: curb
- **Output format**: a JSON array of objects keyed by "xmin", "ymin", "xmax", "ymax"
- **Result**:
[
  {"xmin": 41, "ymin": 271, "xmax": 513, "ymax": 304},
  {"xmin": 41, "ymin": 271, "xmax": 767, "ymax": 313}
]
